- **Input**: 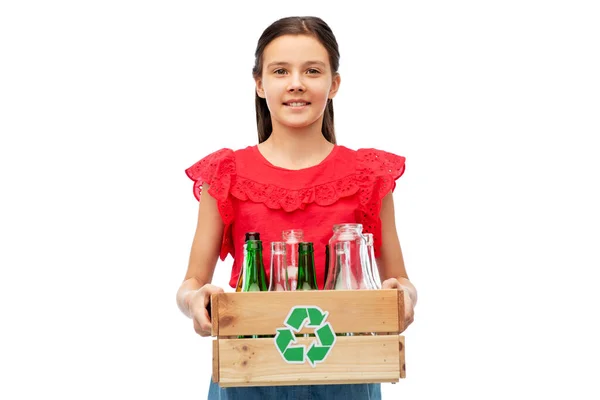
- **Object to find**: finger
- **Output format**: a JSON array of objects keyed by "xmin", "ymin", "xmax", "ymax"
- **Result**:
[
  {"xmin": 381, "ymin": 278, "xmax": 400, "ymax": 289},
  {"xmin": 202, "ymin": 285, "xmax": 225, "ymax": 308},
  {"xmin": 193, "ymin": 309, "xmax": 212, "ymax": 337},
  {"xmin": 205, "ymin": 284, "xmax": 225, "ymax": 295},
  {"xmin": 214, "ymin": 285, "xmax": 225, "ymax": 293}
]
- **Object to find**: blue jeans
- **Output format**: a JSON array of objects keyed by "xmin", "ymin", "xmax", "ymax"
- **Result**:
[{"xmin": 208, "ymin": 380, "xmax": 381, "ymax": 399}]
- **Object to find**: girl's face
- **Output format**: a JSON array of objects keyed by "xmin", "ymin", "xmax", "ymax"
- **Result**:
[{"xmin": 255, "ymin": 34, "xmax": 340, "ymax": 132}]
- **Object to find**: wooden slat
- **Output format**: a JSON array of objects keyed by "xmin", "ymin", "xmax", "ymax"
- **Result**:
[
  {"xmin": 212, "ymin": 340, "xmax": 219, "ymax": 383},
  {"xmin": 397, "ymin": 289, "xmax": 405, "ymax": 334},
  {"xmin": 212, "ymin": 290, "xmax": 399, "ymax": 336},
  {"xmin": 210, "ymin": 294, "xmax": 219, "ymax": 337},
  {"xmin": 399, "ymin": 335, "xmax": 406, "ymax": 379},
  {"xmin": 216, "ymin": 335, "xmax": 400, "ymax": 387}
]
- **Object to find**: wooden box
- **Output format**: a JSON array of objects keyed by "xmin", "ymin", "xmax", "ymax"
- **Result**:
[{"xmin": 210, "ymin": 289, "xmax": 406, "ymax": 387}]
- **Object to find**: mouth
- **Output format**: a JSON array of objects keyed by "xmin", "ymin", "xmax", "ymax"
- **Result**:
[{"xmin": 283, "ymin": 101, "xmax": 311, "ymax": 108}]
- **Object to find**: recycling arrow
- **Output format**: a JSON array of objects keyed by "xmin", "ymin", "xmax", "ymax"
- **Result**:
[
  {"xmin": 275, "ymin": 328, "xmax": 294, "ymax": 353},
  {"xmin": 274, "ymin": 328, "xmax": 305, "ymax": 364},
  {"xmin": 274, "ymin": 305, "xmax": 336, "ymax": 368},
  {"xmin": 286, "ymin": 307, "xmax": 308, "ymax": 331},
  {"xmin": 307, "ymin": 307, "xmax": 327, "ymax": 327}
]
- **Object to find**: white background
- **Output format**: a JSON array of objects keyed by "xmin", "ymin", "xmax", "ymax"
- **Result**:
[{"xmin": 1, "ymin": 1, "xmax": 599, "ymax": 399}]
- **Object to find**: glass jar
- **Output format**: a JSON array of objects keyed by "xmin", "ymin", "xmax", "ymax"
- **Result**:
[{"xmin": 324, "ymin": 223, "xmax": 374, "ymax": 290}]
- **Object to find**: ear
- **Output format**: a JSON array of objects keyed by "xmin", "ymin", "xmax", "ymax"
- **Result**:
[
  {"xmin": 328, "ymin": 73, "xmax": 341, "ymax": 99},
  {"xmin": 255, "ymin": 77, "xmax": 266, "ymax": 98}
]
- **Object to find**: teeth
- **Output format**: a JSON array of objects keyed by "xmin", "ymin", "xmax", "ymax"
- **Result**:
[{"xmin": 287, "ymin": 102, "xmax": 307, "ymax": 107}]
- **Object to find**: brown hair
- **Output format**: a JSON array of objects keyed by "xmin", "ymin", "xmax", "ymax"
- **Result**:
[{"xmin": 252, "ymin": 16, "xmax": 340, "ymax": 144}]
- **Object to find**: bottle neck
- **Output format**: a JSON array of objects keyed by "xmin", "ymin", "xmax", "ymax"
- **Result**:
[
  {"xmin": 297, "ymin": 249, "xmax": 317, "ymax": 290},
  {"xmin": 243, "ymin": 245, "xmax": 267, "ymax": 291}
]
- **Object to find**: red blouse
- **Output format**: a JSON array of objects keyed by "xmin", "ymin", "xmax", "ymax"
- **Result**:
[{"xmin": 185, "ymin": 145, "xmax": 405, "ymax": 289}]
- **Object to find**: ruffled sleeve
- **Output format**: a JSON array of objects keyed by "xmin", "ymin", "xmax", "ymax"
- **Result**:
[
  {"xmin": 185, "ymin": 148, "xmax": 236, "ymax": 261},
  {"xmin": 355, "ymin": 148, "xmax": 406, "ymax": 257}
]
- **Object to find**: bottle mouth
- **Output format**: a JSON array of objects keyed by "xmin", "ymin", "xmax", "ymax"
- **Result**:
[
  {"xmin": 245, "ymin": 232, "xmax": 261, "ymax": 241},
  {"xmin": 333, "ymin": 223, "xmax": 363, "ymax": 231},
  {"xmin": 298, "ymin": 242, "xmax": 314, "ymax": 252},
  {"xmin": 282, "ymin": 229, "xmax": 304, "ymax": 241}
]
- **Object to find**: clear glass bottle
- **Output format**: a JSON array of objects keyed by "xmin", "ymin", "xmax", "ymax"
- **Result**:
[
  {"xmin": 268, "ymin": 241, "xmax": 288, "ymax": 291},
  {"xmin": 282, "ymin": 229, "xmax": 304, "ymax": 291},
  {"xmin": 363, "ymin": 233, "xmax": 382, "ymax": 289}
]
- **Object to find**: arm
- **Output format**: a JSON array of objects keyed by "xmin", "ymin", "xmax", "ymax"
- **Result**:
[
  {"xmin": 377, "ymin": 191, "xmax": 417, "ymax": 329},
  {"xmin": 175, "ymin": 182, "xmax": 225, "ymax": 335}
]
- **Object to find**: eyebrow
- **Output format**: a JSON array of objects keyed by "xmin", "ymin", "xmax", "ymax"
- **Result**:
[{"xmin": 266, "ymin": 61, "xmax": 327, "ymax": 69}]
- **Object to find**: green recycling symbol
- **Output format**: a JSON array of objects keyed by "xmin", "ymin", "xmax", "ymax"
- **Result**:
[{"xmin": 274, "ymin": 305, "xmax": 337, "ymax": 368}]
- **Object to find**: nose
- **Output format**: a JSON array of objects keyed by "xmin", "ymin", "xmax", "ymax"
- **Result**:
[{"xmin": 287, "ymin": 72, "xmax": 305, "ymax": 92}]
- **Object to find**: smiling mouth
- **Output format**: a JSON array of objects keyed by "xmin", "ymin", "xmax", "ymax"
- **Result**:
[{"xmin": 283, "ymin": 102, "xmax": 311, "ymax": 107}]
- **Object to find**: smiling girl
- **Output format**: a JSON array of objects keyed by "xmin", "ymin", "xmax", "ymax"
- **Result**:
[{"xmin": 176, "ymin": 16, "xmax": 417, "ymax": 399}]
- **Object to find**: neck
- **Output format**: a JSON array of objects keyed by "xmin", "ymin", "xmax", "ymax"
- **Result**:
[{"xmin": 259, "ymin": 117, "xmax": 334, "ymax": 170}]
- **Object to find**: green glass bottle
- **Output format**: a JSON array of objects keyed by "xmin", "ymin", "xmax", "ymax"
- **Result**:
[
  {"xmin": 297, "ymin": 242, "xmax": 318, "ymax": 337},
  {"xmin": 239, "ymin": 239, "xmax": 268, "ymax": 339},
  {"xmin": 297, "ymin": 242, "xmax": 318, "ymax": 291},
  {"xmin": 324, "ymin": 244, "xmax": 330, "ymax": 290},
  {"xmin": 241, "ymin": 239, "xmax": 268, "ymax": 292},
  {"xmin": 236, "ymin": 232, "xmax": 261, "ymax": 292}
]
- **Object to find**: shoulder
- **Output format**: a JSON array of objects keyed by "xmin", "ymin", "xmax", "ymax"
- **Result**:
[
  {"xmin": 185, "ymin": 146, "xmax": 254, "ymax": 201},
  {"xmin": 336, "ymin": 146, "xmax": 406, "ymax": 178},
  {"xmin": 358, "ymin": 147, "xmax": 406, "ymax": 178},
  {"xmin": 185, "ymin": 148, "xmax": 235, "ymax": 181},
  {"xmin": 341, "ymin": 146, "xmax": 406, "ymax": 200},
  {"xmin": 185, "ymin": 146, "xmax": 259, "ymax": 179}
]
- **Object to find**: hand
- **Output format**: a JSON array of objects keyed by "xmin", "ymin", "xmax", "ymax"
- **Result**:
[
  {"xmin": 382, "ymin": 278, "xmax": 415, "ymax": 333},
  {"xmin": 189, "ymin": 284, "xmax": 224, "ymax": 337}
]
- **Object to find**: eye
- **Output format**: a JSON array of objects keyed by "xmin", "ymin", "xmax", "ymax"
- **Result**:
[
  {"xmin": 274, "ymin": 68, "xmax": 287, "ymax": 75},
  {"xmin": 307, "ymin": 68, "xmax": 320, "ymax": 74}
]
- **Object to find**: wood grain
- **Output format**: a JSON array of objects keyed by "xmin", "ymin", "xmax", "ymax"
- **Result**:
[
  {"xmin": 216, "ymin": 335, "xmax": 401, "ymax": 387},
  {"xmin": 211, "ymin": 290, "xmax": 400, "ymax": 336},
  {"xmin": 212, "ymin": 340, "xmax": 219, "ymax": 383},
  {"xmin": 399, "ymin": 335, "xmax": 406, "ymax": 379},
  {"xmin": 211, "ymin": 293, "xmax": 219, "ymax": 337}
]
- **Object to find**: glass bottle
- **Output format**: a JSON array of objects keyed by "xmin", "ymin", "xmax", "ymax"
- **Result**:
[
  {"xmin": 298, "ymin": 242, "xmax": 318, "ymax": 338},
  {"xmin": 268, "ymin": 241, "xmax": 288, "ymax": 291},
  {"xmin": 236, "ymin": 232, "xmax": 260, "ymax": 292},
  {"xmin": 237, "ymin": 237, "xmax": 267, "ymax": 339},
  {"xmin": 241, "ymin": 239, "xmax": 268, "ymax": 292},
  {"xmin": 363, "ymin": 233, "xmax": 382, "ymax": 289},
  {"xmin": 297, "ymin": 242, "xmax": 318, "ymax": 291},
  {"xmin": 323, "ymin": 244, "xmax": 330, "ymax": 290},
  {"xmin": 358, "ymin": 233, "xmax": 377, "ymax": 290},
  {"xmin": 282, "ymin": 229, "xmax": 304, "ymax": 291}
]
